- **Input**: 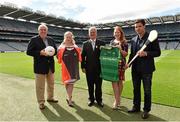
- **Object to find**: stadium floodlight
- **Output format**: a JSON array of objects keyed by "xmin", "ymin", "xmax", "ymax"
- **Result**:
[{"xmin": 128, "ymin": 30, "xmax": 158, "ymax": 66}]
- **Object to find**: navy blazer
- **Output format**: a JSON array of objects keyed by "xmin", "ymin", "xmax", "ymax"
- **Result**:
[
  {"xmin": 81, "ymin": 39, "xmax": 105, "ymax": 74},
  {"xmin": 128, "ymin": 32, "xmax": 161, "ymax": 73},
  {"xmin": 26, "ymin": 35, "xmax": 57, "ymax": 74}
]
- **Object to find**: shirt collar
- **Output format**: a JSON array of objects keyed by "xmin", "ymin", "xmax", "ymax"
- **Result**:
[
  {"xmin": 90, "ymin": 39, "xmax": 96, "ymax": 42},
  {"xmin": 138, "ymin": 32, "xmax": 148, "ymax": 40}
]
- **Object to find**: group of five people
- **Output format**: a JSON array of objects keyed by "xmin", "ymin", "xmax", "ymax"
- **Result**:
[{"xmin": 27, "ymin": 19, "xmax": 161, "ymax": 119}]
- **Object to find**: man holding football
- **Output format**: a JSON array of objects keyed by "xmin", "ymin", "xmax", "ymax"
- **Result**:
[{"xmin": 27, "ymin": 24, "xmax": 58, "ymax": 110}]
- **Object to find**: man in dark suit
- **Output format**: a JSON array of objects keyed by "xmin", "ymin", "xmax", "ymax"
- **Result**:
[
  {"xmin": 27, "ymin": 24, "xmax": 58, "ymax": 110},
  {"xmin": 127, "ymin": 19, "xmax": 161, "ymax": 119},
  {"xmin": 81, "ymin": 26, "xmax": 105, "ymax": 107}
]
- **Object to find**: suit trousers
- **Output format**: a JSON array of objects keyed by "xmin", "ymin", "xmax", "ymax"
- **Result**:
[
  {"xmin": 86, "ymin": 71, "xmax": 102, "ymax": 103},
  {"xmin": 35, "ymin": 70, "xmax": 54, "ymax": 105},
  {"xmin": 132, "ymin": 71, "xmax": 152, "ymax": 112}
]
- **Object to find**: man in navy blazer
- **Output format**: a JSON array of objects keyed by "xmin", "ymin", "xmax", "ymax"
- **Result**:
[
  {"xmin": 81, "ymin": 26, "xmax": 105, "ymax": 107},
  {"xmin": 27, "ymin": 24, "xmax": 58, "ymax": 110},
  {"xmin": 127, "ymin": 19, "xmax": 161, "ymax": 119}
]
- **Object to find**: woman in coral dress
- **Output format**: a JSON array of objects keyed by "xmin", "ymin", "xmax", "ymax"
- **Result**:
[{"xmin": 57, "ymin": 31, "xmax": 81, "ymax": 107}]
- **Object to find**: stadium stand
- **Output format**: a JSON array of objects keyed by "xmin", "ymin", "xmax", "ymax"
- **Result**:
[
  {"xmin": 174, "ymin": 41, "xmax": 180, "ymax": 50},
  {"xmin": 6, "ymin": 41, "xmax": 27, "ymax": 51},
  {"xmin": 159, "ymin": 42, "xmax": 167, "ymax": 50},
  {"xmin": 0, "ymin": 3, "xmax": 180, "ymax": 52},
  {"xmin": 0, "ymin": 41, "xmax": 17, "ymax": 52}
]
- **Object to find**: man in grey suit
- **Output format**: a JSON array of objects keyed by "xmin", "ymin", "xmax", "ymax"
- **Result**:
[{"xmin": 81, "ymin": 27, "xmax": 105, "ymax": 107}]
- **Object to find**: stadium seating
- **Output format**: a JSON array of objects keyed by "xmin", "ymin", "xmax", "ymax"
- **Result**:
[
  {"xmin": 0, "ymin": 41, "xmax": 18, "ymax": 52},
  {"xmin": 0, "ymin": 17, "xmax": 180, "ymax": 52}
]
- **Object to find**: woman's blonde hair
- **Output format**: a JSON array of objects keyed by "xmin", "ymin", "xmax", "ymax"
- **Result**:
[
  {"xmin": 62, "ymin": 31, "xmax": 75, "ymax": 45},
  {"xmin": 114, "ymin": 26, "xmax": 127, "ymax": 43}
]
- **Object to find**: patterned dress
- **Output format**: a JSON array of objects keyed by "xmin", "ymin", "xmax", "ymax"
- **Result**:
[{"xmin": 110, "ymin": 40, "xmax": 128, "ymax": 81}]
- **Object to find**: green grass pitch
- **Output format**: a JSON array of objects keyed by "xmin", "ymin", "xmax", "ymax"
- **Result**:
[{"xmin": 0, "ymin": 50, "xmax": 180, "ymax": 108}]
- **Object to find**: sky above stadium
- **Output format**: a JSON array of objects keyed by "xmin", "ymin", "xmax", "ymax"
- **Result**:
[{"xmin": 0, "ymin": 0, "xmax": 180, "ymax": 24}]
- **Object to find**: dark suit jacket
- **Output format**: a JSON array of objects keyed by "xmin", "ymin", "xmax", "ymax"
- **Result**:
[
  {"xmin": 128, "ymin": 32, "xmax": 161, "ymax": 74},
  {"xmin": 81, "ymin": 39, "xmax": 105, "ymax": 75},
  {"xmin": 26, "ymin": 35, "xmax": 57, "ymax": 74}
]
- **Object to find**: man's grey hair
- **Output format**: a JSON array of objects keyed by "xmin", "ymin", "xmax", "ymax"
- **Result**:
[
  {"xmin": 38, "ymin": 23, "xmax": 48, "ymax": 31},
  {"xmin": 88, "ymin": 26, "xmax": 97, "ymax": 34}
]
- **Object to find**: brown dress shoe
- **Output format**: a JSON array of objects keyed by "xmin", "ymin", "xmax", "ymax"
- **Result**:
[
  {"xmin": 47, "ymin": 99, "xmax": 58, "ymax": 103},
  {"xmin": 39, "ymin": 104, "xmax": 45, "ymax": 110}
]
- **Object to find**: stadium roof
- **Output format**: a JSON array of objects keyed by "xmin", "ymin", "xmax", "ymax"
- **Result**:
[
  {"xmin": 0, "ymin": 2, "xmax": 180, "ymax": 29},
  {"xmin": 100, "ymin": 14, "xmax": 180, "ymax": 29},
  {"xmin": 0, "ymin": 3, "xmax": 87, "ymax": 28}
]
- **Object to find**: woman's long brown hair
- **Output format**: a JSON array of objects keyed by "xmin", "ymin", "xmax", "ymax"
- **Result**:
[{"xmin": 114, "ymin": 26, "xmax": 127, "ymax": 43}]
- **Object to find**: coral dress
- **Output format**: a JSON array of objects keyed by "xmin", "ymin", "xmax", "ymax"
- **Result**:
[{"xmin": 57, "ymin": 46, "xmax": 81, "ymax": 84}]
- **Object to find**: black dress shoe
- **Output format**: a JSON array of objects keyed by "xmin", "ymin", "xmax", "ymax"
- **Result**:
[
  {"xmin": 128, "ymin": 107, "xmax": 140, "ymax": 113},
  {"xmin": 97, "ymin": 102, "xmax": 104, "ymax": 107},
  {"xmin": 47, "ymin": 99, "xmax": 58, "ymax": 103},
  {"xmin": 141, "ymin": 111, "xmax": 149, "ymax": 119},
  {"xmin": 88, "ymin": 101, "xmax": 94, "ymax": 107}
]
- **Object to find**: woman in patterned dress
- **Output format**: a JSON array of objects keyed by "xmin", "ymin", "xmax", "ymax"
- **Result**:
[{"xmin": 110, "ymin": 26, "xmax": 128, "ymax": 109}]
